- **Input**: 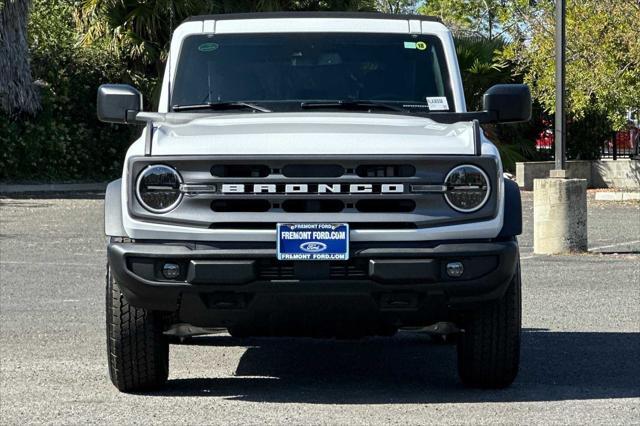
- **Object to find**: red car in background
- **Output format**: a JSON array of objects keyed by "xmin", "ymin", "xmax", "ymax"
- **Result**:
[{"xmin": 535, "ymin": 113, "xmax": 640, "ymax": 158}]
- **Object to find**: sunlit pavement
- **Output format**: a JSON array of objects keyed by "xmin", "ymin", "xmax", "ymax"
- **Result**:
[{"xmin": 1, "ymin": 193, "xmax": 638, "ymax": 424}]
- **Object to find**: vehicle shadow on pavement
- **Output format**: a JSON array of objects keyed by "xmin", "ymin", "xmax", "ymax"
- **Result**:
[{"xmin": 155, "ymin": 329, "xmax": 640, "ymax": 403}]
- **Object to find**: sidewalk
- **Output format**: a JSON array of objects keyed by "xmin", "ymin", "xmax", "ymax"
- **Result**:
[{"xmin": 0, "ymin": 183, "xmax": 107, "ymax": 194}]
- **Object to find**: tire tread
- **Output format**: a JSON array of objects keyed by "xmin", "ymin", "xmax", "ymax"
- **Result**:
[
  {"xmin": 106, "ymin": 267, "xmax": 169, "ymax": 392},
  {"xmin": 457, "ymin": 263, "xmax": 521, "ymax": 388}
]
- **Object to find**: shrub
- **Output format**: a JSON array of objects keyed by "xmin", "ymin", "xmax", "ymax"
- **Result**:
[
  {"xmin": 0, "ymin": 0, "xmax": 141, "ymax": 182},
  {"xmin": 567, "ymin": 108, "xmax": 612, "ymax": 160}
]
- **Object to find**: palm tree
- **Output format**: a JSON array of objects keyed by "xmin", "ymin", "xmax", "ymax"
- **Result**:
[
  {"xmin": 76, "ymin": 0, "xmax": 377, "ymax": 77},
  {"xmin": 453, "ymin": 35, "xmax": 511, "ymax": 110},
  {"xmin": 0, "ymin": 0, "xmax": 40, "ymax": 115},
  {"xmin": 76, "ymin": 0, "xmax": 212, "ymax": 77},
  {"xmin": 454, "ymin": 35, "xmax": 539, "ymax": 171}
]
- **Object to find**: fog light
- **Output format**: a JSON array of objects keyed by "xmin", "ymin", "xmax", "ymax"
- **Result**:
[
  {"xmin": 446, "ymin": 262, "xmax": 464, "ymax": 278},
  {"xmin": 162, "ymin": 263, "xmax": 180, "ymax": 279}
]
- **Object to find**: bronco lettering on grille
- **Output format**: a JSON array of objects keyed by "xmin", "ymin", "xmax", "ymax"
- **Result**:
[{"xmin": 220, "ymin": 184, "xmax": 404, "ymax": 194}]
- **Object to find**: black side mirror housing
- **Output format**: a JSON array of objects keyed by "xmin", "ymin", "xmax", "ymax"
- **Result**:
[
  {"xmin": 483, "ymin": 84, "xmax": 532, "ymax": 124},
  {"xmin": 97, "ymin": 84, "xmax": 143, "ymax": 124}
]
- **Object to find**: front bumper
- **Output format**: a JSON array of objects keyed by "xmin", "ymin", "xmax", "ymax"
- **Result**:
[{"xmin": 108, "ymin": 239, "xmax": 518, "ymax": 330}]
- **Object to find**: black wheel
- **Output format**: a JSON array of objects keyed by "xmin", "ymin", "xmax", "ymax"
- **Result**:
[
  {"xmin": 106, "ymin": 265, "xmax": 169, "ymax": 392},
  {"xmin": 227, "ymin": 326, "xmax": 252, "ymax": 338},
  {"xmin": 456, "ymin": 263, "xmax": 521, "ymax": 388},
  {"xmin": 429, "ymin": 333, "xmax": 458, "ymax": 345}
]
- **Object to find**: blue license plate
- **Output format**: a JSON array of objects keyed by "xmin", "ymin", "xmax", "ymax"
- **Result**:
[{"xmin": 277, "ymin": 223, "xmax": 349, "ymax": 261}]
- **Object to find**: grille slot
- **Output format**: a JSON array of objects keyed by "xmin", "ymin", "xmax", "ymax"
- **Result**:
[
  {"xmin": 211, "ymin": 164, "xmax": 270, "ymax": 177},
  {"xmin": 256, "ymin": 260, "xmax": 295, "ymax": 279},
  {"xmin": 356, "ymin": 199, "xmax": 416, "ymax": 213},
  {"xmin": 329, "ymin": 261, "xmax": 369, "ymax": 278},
  {"xmin": 356, "ymin": 164, "xmax": 415, "ymax": 178},
  {"xmin": 257, "ymin": 260, "xmax": 368, "ymax": 280},
  {"xmin": 282, "ymin": 199, "xmax": 344, "ymax": 213},
  {"xmin": 212, "ymin": 199, "xmax": 271, "ymax": 212},
  {"xmin": 282, "ymin": 164, "xmax": 344, "ymax": 177}
]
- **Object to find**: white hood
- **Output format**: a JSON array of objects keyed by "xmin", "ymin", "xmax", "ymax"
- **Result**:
[{"xmin": 145, "ymin": 112, "xmax": 477, "ymax": 156}]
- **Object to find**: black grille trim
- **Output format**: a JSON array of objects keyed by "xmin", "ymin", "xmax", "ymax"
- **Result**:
[{"xmin": 256, "ymin": 259, "xmax": 369, "ymax": 280}]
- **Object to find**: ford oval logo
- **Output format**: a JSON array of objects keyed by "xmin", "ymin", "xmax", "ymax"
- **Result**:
[{"xmin": 300, "ymin": 241, "xmax": 327, "ymax": 253}]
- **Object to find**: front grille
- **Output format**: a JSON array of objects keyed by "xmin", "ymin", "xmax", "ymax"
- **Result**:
[
  {"xmin": 256, "ymin": 260, "xmax": 295, "ymax": 279},
  {"xmin": 329, "ymin": 262, "xmax": 369, "ymax": 279},
  {"xmin": 128, "ymin": 156, "xmax": 500, "ymax": 229},
  {"xmin": 211, "ymin": 199, "xmax": 271, "ymax": 212},
  {"xmin": 282, "ymin": 164, "xmax": 345, "ymax": 177},
  {"xmin": 211, "ymin": 164, "xmax": 269, "ymax": 177},
  {"xmin": 356, "ymin": 199, "xmax": 416, "ymax": 213},
  {"xmin": 256, "ymin": 259, "xmax": 369, "ymax": 280},
  {"xmin": 282, "ymin": 199, "xmax": 344, "ymax": 213},
  {"xmin": 204, "ymin": 161, "xmax": 421, "ymax": 214},
  {"xmin": 356, "ymin": 164, "xmax": 415, "ymax": 177},
  {"xmin": 206, "ymin": 160, "xmax": 422, "ymax": 214}
]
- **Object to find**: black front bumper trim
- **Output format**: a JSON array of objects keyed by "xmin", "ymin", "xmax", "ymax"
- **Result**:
[{"xmin": 108, "ymin": 240, "xmax": 519, "ymax": 314}]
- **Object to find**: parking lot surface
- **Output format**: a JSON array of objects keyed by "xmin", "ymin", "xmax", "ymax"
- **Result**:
[{"xmin": 1, "ymin": 192, "xmax": 639, "ymax": 424}]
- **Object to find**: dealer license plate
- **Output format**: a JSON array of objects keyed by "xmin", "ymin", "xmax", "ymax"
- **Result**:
[{"xmin": 277, "ymin": 223, "xmax": 349, "ymax": 261}]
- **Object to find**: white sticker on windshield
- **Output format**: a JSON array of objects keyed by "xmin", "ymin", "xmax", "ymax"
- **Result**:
[{"xmin": 427, "ymin": 97, "xmax": 449, "ymax": 111}]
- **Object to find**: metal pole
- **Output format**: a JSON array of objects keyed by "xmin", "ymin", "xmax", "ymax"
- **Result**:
[{"xmin": 554, "ymin": 0, "xmax": 566, "ymax": 172}]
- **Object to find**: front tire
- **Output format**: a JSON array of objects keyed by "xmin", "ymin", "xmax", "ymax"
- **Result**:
[
  {"xmin": 456, "ymin": 263, "xmax": 521, "ymax": 388},
  {"xmin": 106, "ymin": 265, "xmax": 169, "ymax": 392}
]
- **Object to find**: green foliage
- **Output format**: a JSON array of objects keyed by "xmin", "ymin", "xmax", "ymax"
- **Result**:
[
  {"xmin": 14, "ymin": 0, "xmax": 626, "ymax": 180},
  {"xmin": 427, "ymin": 0, "xmax": 638, "ymax": 160},
  {"xmin": 76, "ymin": 0, "xmax": 377, "ymax": 74},
  {"xmin": 375, "ymin": 0, "xmax": 419, "ymax": 14},
  {"xmin": 454, "ymin": 36, "xmax": 512, "ymax": 110},
  {"xmin": 0, "ymin": 0, "xmax": 138, "ymax": 181},
  {"xmin": 566, "ymin": 107, "xmax": 613, "ymax": 161},
  {"xmin": 502, "ymin": 0, "xmax": 640, "ymax": 130},
  {"xmin": 452, "ymin": 35, "xmax": 543, "ymax": 172},
  {"xmin": 419, "ymin": 0, "xmax": 529, "ymax": 40}
]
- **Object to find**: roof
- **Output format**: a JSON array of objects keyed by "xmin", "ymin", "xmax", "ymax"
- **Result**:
[{"xmin": 184, "ymin": 12, "xmax": 441, "ymax": 24}]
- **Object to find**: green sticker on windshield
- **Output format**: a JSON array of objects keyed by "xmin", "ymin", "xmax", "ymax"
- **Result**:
[
  {"xmin": 198, "ymin": 42, "xmax": 219, "ymax": 52},
  {"xmin": 416, "ymin": 41, "xmax": 428, "ymax": 50},
  {"xmin": 404, "ymin": 41, "xmax": 417, "ymax": 49}
]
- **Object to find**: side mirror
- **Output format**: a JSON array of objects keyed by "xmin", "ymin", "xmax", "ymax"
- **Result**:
[
  {"xmin": 483, "ymin": 84, "xmax": 532, "ymax": 124},
  {"xmin": 97, "ymin": 84, "xmax": 143, "ymax": 124}
]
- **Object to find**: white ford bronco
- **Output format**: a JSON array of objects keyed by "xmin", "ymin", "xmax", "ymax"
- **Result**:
[{"xmin": 99, "ymin": 12, "xmax": 531, "ymax": 392}]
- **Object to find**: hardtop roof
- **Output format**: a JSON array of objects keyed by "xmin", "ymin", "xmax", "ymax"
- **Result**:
[{"xmin": 183, "ymin": 11, "xmax": 441, "ymax": 24}]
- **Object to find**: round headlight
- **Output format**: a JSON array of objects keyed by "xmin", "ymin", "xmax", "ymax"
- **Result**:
[
  {"xmin": 444, "ymin": 165, "xmax": 491, "ymax": 212},
  {"xmin": 136, "ymin": 165, "xmax": 183, "ymax": 213}
]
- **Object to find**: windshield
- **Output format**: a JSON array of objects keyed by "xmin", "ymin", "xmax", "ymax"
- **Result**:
[{"xmin": 171, "ymin": 33, "xmax": 455, "ymax": 112}]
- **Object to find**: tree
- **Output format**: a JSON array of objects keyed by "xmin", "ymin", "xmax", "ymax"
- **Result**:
[
  {"xmin": 502, "ymin": 0, "xmax": 640, "ymax": 129},
  {"xmin": 75, "ymin": 0, "xmax": 212, "ymax": 76},
  {"xmin": 0, "ymin": 0, "xmax": 40, "ymax": 115},
  {"xmin": 375, "ymin": 0, "xmax": 419, "ymax": 14},
  {"xmin": 454, "ymin": 36, "xmax": 511, "ymax": 110},
  {"xmin": 418, "ymin": 0, "xmax": 522, "ymax": 39},
  {"xmin": 76, "ymin": 0, "xmax": 377, "ymax": 76},
  {"xmin": 418, "ymin": 0, "xmax": 541, "ymax": 41}
]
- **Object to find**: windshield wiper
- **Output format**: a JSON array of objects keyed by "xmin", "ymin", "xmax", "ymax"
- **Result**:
[
  {"xmin": 300, "ymin": 100, "xmax": 407, "ymax": 112},
  {"xmin": 172, "ymin": 102, "xmax": 271, "ymax": 113}
]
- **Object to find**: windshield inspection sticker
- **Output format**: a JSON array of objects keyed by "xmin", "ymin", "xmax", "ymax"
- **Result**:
[
  {"xmin": 404, "ymin": 41, "xmax": 417, "ymax": 49},
  {"xmin": 198, "ymin": 42, "xmax": 219, "ymax": 52},
  {"xmin": 427, "ymin": 97, "xmax": 450, "ymax": 111},
  {"xmin": 416, "ymin": 41, "xmax": 428, "ymax": 50}
]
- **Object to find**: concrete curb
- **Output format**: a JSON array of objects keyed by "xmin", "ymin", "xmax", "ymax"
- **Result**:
[
  {"xmin": 594, "ymin": 191, "xmax": 640, "ymax": 201},
  {"xmin": 0, "ymin": 183, "xmax": 108, "ymax": 194}
]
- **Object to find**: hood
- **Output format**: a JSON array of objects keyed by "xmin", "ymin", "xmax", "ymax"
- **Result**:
[{"xmin": 148, "ymin": 112, "xmax": 477, "ymax": 156}]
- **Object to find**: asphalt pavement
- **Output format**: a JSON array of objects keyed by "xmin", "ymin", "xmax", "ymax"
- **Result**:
[{"xmin": 1, "ymin": 192, "xmax": 639, "ymax": 425}]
